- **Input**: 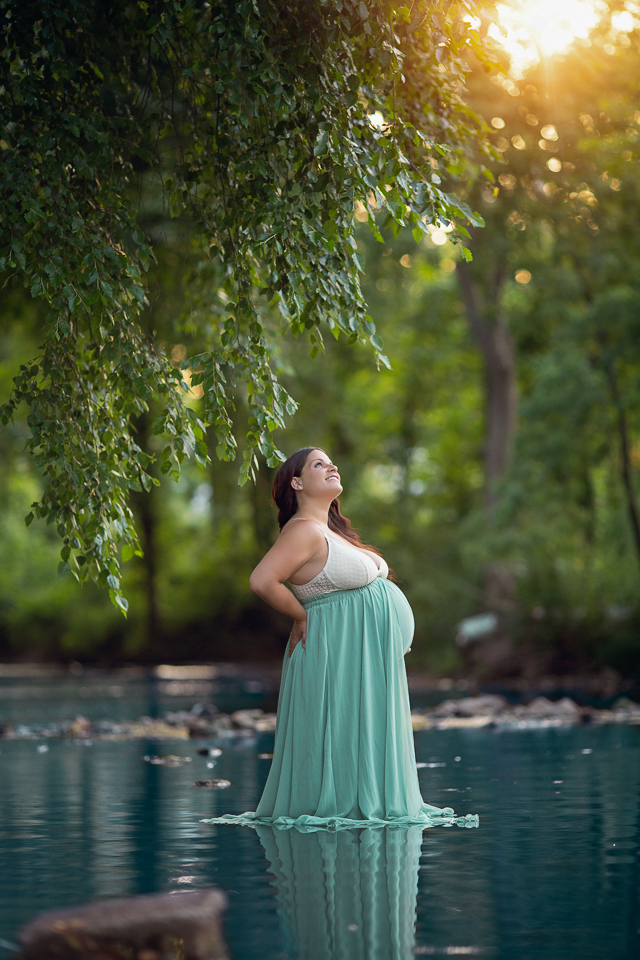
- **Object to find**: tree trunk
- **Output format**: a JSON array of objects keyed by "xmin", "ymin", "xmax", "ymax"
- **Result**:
[
  {"xmin": 456, "ymin": 260, "xmax": 518, "ymax": 512},
  {"xmin": 135, "ymin": 484, "xmax": 160, "ymax": 648},
  {"xmin": 249, "ymin": 464, "xmax": 277, "ymax": 557},
  {"xmin": 605, "ymin": 362, "xmax": 640, "ymax": 572},
  {"xmin": 131, "ymin": 412, "xmax": 160, "ymax": 652},
  {"xmin": 456, "ymin": 260, "xmax": 518, "ymax": 614}
]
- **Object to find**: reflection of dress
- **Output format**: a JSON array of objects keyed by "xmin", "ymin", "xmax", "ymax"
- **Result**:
[
  {"xmin": 203, "ymin": 527, "xmax": 478, "ymax": 829},
  {"xmin": 255, "ymin": 825, "xmax": 423, "ymax": 960}
]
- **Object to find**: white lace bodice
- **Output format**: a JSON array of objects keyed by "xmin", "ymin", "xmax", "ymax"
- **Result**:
[{"xmin": 288, "ymin": 524, "xmax": 389, "ymax": 600}]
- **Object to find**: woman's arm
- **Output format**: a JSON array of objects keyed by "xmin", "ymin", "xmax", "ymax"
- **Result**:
[{"xmin": 249, "ymin": 521, "xmax": 325, "ymax": 655}]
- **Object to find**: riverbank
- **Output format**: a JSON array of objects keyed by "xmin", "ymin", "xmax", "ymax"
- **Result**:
[{"xmin": 2, "ymin": 691, "xmax": 640, "ymax": 742}]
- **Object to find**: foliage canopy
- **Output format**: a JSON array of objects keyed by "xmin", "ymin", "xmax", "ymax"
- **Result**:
[{"xmin": 0, "ymin": 0, "xmax": 495, "ymax": 610}]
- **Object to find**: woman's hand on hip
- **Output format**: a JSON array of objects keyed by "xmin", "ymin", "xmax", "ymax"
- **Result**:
[{"xmin": 288, "ymin": 616, "xmax": 307, "ymax": 657}]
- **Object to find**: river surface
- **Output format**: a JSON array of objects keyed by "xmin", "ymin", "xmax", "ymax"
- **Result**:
[{"xmin": 0, "ymin": 674, "xmax": 639, "ymax": 960}]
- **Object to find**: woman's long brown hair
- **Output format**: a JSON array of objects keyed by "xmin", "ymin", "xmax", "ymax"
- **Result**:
[{"xmin": 272, "ymin": 447, "xmax": 389, "ymax": 568}]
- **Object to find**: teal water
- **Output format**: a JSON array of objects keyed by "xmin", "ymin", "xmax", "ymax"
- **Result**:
[
  {"xmin": 1, "ymin": 696, "xmax": 639, "ymax": 958},
  {"xmin": 0, "ymin": 670, "xmax": 279, "ymax": 725}
]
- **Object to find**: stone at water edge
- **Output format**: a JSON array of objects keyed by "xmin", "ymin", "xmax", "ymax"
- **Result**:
[
  {"xmin": 230, "ymin": 709, "xmax": 266, "ymax": 729},
  {"xmin": 611, "ymin": 697, "xmax": 640, "ymax": 716},
  {"xmin": 18, "ymin": 889, "xmax": 229, "ymax": 960},
  {"xmin": 432, "ymin": 695, "xmax": 509, "ymax": 718},
  {"xmin": 518, "ymin": 696, "xmax": 581, "ymax": 718}
]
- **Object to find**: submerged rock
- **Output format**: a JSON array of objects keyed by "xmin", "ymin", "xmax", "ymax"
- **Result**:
[
  {"xmin": 126, "ymin": 721, "xmax": 191, "ymax": 739},
  {"xmin": 192, "ymin": 779, "xmax": 231, "ymax": 789},
  {"xmin": 68, "ymin": 716, "xmax": 91, "ymax": 738},
  {"xmin": 19, "ymin": 888, "xmax": 228, "ymax": 960},
  {"xmin": 142, "ymin": 755, "xmax": 193, "ymax": 767}
]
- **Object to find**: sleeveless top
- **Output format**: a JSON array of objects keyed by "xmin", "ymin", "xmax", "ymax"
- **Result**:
[{"xmin": 287, "ymin": 521, "xmax": 389, "ymax": 600}]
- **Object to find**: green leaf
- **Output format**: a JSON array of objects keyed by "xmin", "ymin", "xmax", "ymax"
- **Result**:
[
  {"xmin": 121, "ymin": 544, "xmax": 135, "ymax": 562},
  {"xmin": 195, "ymin": 440, "xmax": 209, "ymax": 461},
  {"xmin": 314, "ymin": 129, "xmax": 329, "ymax": 157},
  {"xmin": 110, "ymin": 591, "xmax": 129, "ymax": 616}
]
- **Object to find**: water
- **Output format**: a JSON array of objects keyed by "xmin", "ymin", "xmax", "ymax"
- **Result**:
[
  {"xmin": 1, "ymin": 683, "xmax": 640, "ymax": 959},
  {"xmin": 0, "ymin": 668, "xmax": 279, "ymax": 725}
]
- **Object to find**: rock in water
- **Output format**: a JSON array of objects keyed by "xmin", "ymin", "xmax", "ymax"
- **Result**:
[
  {"xmin": 142, "ymin": 755, "xmax": 192, "ymax": 767},
  {"xmin": 192, "ymin": 779, "xmax": 231, "ymax": 789},
  {"xmin": 19, "ymin": 889, "xmax": 228, "ymax": 960},
  {"xmin": 433, "ymin": 695, "xmax": 509, "ymax": 718},
  {"xmin": 521, "ymin": 696, "xmax": 580, "ymax": 718}
]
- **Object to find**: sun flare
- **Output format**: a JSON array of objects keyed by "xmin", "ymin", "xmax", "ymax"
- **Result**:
[{"xmin": 490, "ymin": 0, "xmax": 601, "ymax": 75}]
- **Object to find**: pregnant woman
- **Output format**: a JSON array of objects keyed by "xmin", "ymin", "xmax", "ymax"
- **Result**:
[{"xmin": 203, "ymin": 447, "xmax": 477, "ymax": 829}]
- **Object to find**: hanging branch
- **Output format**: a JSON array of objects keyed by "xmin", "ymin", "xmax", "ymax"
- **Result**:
[{"xmin": 0, "ymin": 0, "xmax": 499, "ymax": 608}]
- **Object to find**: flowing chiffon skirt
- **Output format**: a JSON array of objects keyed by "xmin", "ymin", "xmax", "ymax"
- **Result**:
[{"xmin": 202, "ymin": 578, "xmax": 478, "ymax": 830}]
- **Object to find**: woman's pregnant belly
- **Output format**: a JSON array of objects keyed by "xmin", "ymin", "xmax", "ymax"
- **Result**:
[{"xmin": 384, "ymin": 580, "xmax": 415, "ymax": 655}]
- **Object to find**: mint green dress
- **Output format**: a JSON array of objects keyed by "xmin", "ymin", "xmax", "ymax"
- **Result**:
[{"xmin": 203, "ymin": 529, "xmax": 478, "ymax": 831}]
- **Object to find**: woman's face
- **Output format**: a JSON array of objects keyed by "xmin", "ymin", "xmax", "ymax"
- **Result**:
[{"xmin": 295, "ymin": 449, "xmax": 343, "ymax": 500}]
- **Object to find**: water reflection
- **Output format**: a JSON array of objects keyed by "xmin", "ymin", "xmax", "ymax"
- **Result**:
[
  {"xmin": 1, "ymin": 726, "xmax": 640, "ymax": 959},
  {"xmin": 255, "ymin": 825, "xmax": 423, "ymax": 960},
  {"xmin": 0, "ymin": 671, "xmax": 278, "ymax": 725}
]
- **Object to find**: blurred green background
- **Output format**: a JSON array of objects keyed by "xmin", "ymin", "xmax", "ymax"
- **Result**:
[{"xmin": 1, "ymin": 22, "xmax": 639, "ymax": 678}]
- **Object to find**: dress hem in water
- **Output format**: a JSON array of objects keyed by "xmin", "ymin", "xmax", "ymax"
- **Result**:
[{"xmin": 201, "ymin": 809, "xmax": 479, "ymax": 832}]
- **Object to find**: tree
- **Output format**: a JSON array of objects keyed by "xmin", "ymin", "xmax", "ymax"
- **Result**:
[
  {"xmin": 496, "ymin": 13, "xmax": 640, "ymax": 576},
  {"xmin": 437, "ymin": 10, "xmax": 640, "ymax": 673},
  {"xmin": 0, "ymin": 0, "xmax": 496, "ymax": 610}
]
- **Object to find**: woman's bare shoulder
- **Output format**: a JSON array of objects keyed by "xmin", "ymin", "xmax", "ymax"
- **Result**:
[{"xmin": 279, "ymin": 518, "xmax": 324, "ymax": 543}]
